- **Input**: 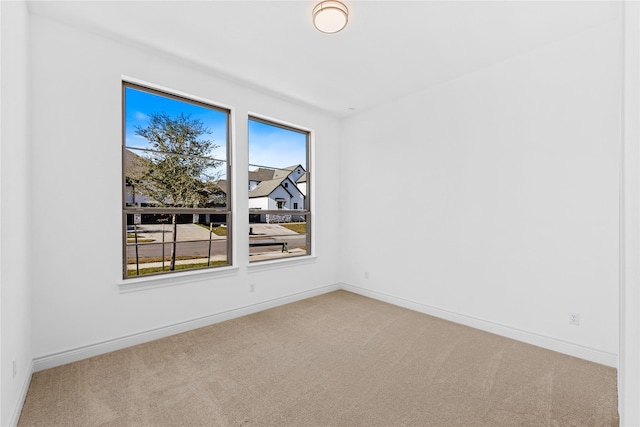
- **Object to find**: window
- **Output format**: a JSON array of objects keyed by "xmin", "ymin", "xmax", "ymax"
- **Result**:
[
  {"xmin": 123, "ymin": 83, "xmax": 231, "ymax": 279},
  {"xmin": 248, "ymin": 117, "xmax": 310, "ymax": 262}
]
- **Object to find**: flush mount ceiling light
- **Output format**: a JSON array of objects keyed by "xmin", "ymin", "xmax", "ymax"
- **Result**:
[{"xmin": 313, "ymin": 1, "xmax": 349, "ymax": 34}]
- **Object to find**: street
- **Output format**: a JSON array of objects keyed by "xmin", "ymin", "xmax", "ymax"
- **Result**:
[{"xmin": 126, "ymin": 223, "xmax": 307, "ymax": 262}]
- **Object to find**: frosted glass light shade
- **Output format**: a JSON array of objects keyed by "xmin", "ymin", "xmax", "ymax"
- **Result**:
[{"xmin": 313, "ymin": 1, "xmax": 349, "ymax": 34}]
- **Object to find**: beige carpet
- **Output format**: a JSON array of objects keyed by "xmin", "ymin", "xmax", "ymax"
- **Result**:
[{"xmin": 19, "ymin": 290, "xmax": 618, "ymax": 426}]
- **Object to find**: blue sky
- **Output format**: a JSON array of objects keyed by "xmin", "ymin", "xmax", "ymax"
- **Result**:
[
  {"xmin": 124, "ymin": 86, "xmax": 308, "ymax": 172},
  {"xmin": 248, "ymin": 120, "xmax": 307, "ymax": 171},
  {"xmin": 125, "ymin": 87, "xmax": 228, "ymax": 160}
]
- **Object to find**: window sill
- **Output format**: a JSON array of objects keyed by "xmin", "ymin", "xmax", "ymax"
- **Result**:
[
  {"xmin": 118, "ymin": 265, "xmax": 240, "ymax": 293},
  {"xmin": 247, "ymin": 255, "xmax": 317, "ymax": 273}
]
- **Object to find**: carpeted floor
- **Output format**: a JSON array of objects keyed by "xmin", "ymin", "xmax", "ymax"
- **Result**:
[{"xmin": 19, "ymin": 290, "xmax": 618, "ymax": 426}]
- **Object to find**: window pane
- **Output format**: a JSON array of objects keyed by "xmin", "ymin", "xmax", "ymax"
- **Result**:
[
  {"xmin": 124, "ymin": 87, "xmax": 227, "ymax": 162},
  {"xmin": 125, "ymin": 213, "xmax": 229, "ymax": 277},
  {"xmin": 249, "ymin": 214, "xmax": 309, "ymax": 261},
  {"xmin": 248, "ymin": 117, "xmax": 310, "ymax": 262},
  {"xmin": 123, "ymin": 83, "xmax": 231, "ymax": 279},
  {"xmin": 125, "ymin": 148, "xmax": 228, "ymax": 208}
]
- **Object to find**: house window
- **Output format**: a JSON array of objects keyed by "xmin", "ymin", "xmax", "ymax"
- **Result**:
[
  {"xmin": 248, "ymin": 117, "xmax": 310, "ymax": 262},
  {"xmin": 123, "ymin": 82, "xmax": 231, "ymax": 279}
]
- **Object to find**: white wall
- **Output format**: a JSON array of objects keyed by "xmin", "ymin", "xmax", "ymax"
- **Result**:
[
  {"xmin": 10, "ymin": 3, "xmax": 639, "ymax": 424},
  {"xmin": 267, "ymin": 185, "xmax": 302, "ymax": 210},
  {"xmin": 621, "ymin": 2, "xmax": 640, "ymax": 424},
  {"xmin": 340, "ymin": 18, "xmax": 621, "ymax": 365},
  {"xmin": 29, "ymin": 14, "xmax": 341, "ymax": 364},
  {"xmin": 0, "ymin": 1, "xmax": 33, "ymax": 425},
  {"xmin": 248, "ymin": 196, "xmax": 269, "ymax": 211}
]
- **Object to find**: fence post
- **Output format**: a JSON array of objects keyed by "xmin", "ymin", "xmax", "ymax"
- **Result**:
[
  {"xmin": 134, "ymin": 224, "xmax": 139, "ymax": 276},
  {"xmin": 162, "ymin": 223, "xmax": 165, "ymax": 272},
  {"xmin": 208, "ymin": 223, "xmax": 213, "ymax": 266}
]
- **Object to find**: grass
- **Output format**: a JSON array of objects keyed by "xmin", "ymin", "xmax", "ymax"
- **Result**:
[
  {"xmin": 126, "ymin": 233, "xmax": 154, "ymax": 243},
  {"xmin": 127, "ymin": 255, "xmax": 211, "ymax": 265},
  {"xmin": 128, "ymin": 260, "xmax": 228, "ymax": 276},
  {"xmin": 196, "ymin": 223, "xmax": 228, "ymax": 236},
  {"xmin": 279, "ymin": 222, "xmax": 306, "ymax": 234}
]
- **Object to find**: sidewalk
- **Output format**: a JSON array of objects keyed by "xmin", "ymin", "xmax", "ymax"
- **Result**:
[
  {"xmin": 129, "ymin": 223, "xmax": 298, "ymax": 241},
  {"xmin": 249, "ymin": 223, "xmax": 299, "ymax": 236},
  {"xmin": 126, "ymin": 248, "xmax": 306, "ymax": 270},
  {"xmin": 129, "ymin": 223, "xmax": 226, "ymax": 242},
  {"xmin": 126, "ymin": 255, "xmax": 227, "ymax": 270}
]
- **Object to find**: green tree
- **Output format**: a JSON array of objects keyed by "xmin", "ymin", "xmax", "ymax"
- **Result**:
[{"xmin": 130, "ymin": 112, "xmax": 223, "ymax": 271}]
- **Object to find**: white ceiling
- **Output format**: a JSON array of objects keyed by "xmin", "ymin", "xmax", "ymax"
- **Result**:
[{"xmin": 28, "ymin": 1, "xmax": 620, "ymax": 117}]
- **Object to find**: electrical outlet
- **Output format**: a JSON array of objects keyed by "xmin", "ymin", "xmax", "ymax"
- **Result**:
[
  {"xmin": 12, "ymin": 360, "xmax": 17, "ymax": 379},
  {"xmin": 569, "ymin": 312, "xmax": 580, "ymax": 326},
  {"xmin": 249, "ymin": 283, "xmax": 255, "ymax": 293},
  {"xmin": 364, "ymin": 271, "xmax": 369, "ymax": 279}
]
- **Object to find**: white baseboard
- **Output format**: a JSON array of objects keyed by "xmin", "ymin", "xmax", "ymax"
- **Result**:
[
  {"xmin": 20, "ymin": 280, "xmax": 617, "ymax": 427},
  {"xmin": 9, "ymin": 360, "xmax": 33, "ymax": 427},
  {"xmin": 32, "ymin": 281, "xmax": 617, "ymax": 373},
  {"xmin": 33, "ymin": 283, "xmax": 340, "ymax": 372},
  {"xmin": 340, "ymin": 283, "xmax": 618, "ymax": 368}
]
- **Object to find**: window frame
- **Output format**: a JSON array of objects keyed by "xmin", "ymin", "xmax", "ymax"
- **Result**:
[
  {"xmin": 122, "ymin": 81, "xmax": 233, "ymax": 280},
  {"xmin": 248, "ymin": 116, "xmax": 312, "ymax": 262}
]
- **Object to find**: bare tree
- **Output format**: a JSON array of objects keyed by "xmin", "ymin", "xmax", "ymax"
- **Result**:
[{"xmin": 130, "ymin": 112, "xmax": 222, "ymax": 271}]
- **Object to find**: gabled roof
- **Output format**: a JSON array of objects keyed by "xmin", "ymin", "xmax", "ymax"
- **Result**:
[
  {"xmin": 249, "ymin": 178, "xmax": 292, "ymax": 198},
  {"xmin": 124, "ymin": 149, "xmax": 145, "ymax": 178},
  {"xmin": 250, "ymin": 165, "xmax": 305, "ymax": 182},
  {"xmin": 248, "ymin": 165, "xmax": 306, "ymax": 198},
  {"xmin": 215, "ymin": 179, "xmax": 227, "ymax": 194},
  {"xmin": 273, "ymin": 165, "xmax": 303, "ymax": 179},
  {"xmin": 249, "ymin": 168, "xmax": 276, "ymax": 182}
]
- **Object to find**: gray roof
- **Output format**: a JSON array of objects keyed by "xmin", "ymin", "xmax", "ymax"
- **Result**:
[
  {"xmin": 249, "ymin": 178, "xmax": 288, "ymax": 198},
  {"xmin": 215, "ymin": 179, "xmax": 227, "ymax": 194},
  {"xmin": 250, "ymin": 165, "xmax": 305, "ymax": 181},
  {"xmin": 248, "ymin": 165, "xmax": 307, "ymax": 198},
  {"xmin": 123, "ymin": 149, "xmax": 145, "ymax": 178},
  {"xmin": 124, "ymin": 148, "xmax": 136, "ymax": 166},
  {"xmin": 273, "ymin": 165, "xmax": 304, "ymax": 179},
  {"xmin": 249, "ymin": 168, "xmax": 276, "ymax": 182}
]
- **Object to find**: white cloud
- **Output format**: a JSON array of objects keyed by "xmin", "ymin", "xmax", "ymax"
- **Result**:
[{"xmin": 134, "ymin": 111, "xmax": 149, "ymax": 121}]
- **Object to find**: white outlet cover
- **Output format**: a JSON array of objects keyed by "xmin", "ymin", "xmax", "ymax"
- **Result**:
[{"xmin": 569, "ymin": 313, "xmax": 580, "ymax": 325}]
